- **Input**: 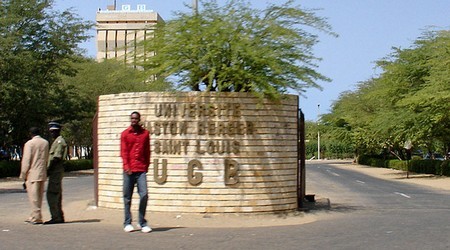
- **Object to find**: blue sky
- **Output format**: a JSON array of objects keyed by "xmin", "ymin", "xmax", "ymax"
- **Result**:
[{"xmin": 54, "ymin": 0, "xmax": 450, "ymax": 121}]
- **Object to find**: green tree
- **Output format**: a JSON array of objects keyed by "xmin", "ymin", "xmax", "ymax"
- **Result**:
[
  {"xmin": 324, "ymin": 79, "xmax": 388, "ymax": 156},
  {"xmin": 324, "ymin": 29, "xmax": 450, "ymax": 158},
  {"xmin": 139, "ymin": 0, "xmax": 335, "ymax": 98},
  {"xmin": 0, "ymin": 0, "xmax": 92, "ymax": 147},
  {"xmin": 305, "ymin": 119, "xmax": 354, "ymax": 159},
  {"xmin": 59, "ymin": 59, "xmax": 172, "ymax": 158}
]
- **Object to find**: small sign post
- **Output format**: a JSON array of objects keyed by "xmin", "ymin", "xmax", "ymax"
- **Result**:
[{"xmin": 404, "ymin": 140, "xmax": 412, "ymax": 179}]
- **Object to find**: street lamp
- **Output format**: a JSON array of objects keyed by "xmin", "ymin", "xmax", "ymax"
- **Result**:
[{"xmin": 317, "ymin": 104, "xmax": 320, "ymax": 160}]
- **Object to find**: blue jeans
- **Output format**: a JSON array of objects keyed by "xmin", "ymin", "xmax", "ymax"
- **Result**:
[{"xmin": 123, "ymin": 172, "xmax": 148, "ymax": 227}]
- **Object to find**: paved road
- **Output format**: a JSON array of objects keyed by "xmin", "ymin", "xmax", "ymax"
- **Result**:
[
  {"xmin": 1, "ymin": 161, "xmax": 449, "ymax": 249},
  {"xmin": 305, "ymin": 161, "xmax": 450, "ymax": 249}
]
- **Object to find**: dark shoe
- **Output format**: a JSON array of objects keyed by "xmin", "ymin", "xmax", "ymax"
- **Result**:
[{"xmin": 44, "ymin": 219, "xmax": 64, "ymax": 224}]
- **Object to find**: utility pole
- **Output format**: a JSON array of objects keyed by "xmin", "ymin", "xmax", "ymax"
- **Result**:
[
  {"xmin": 317, "ymin": 104, "xmax": 320, "ymax": 160},
  {"xmin": 193, "ymin": 0, "xmax": 198, "ymax": 14}
]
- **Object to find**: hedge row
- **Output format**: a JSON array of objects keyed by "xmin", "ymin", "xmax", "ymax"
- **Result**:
[
  {"xmin": 62, "ymin": 159, "xmax": 94, "ymax": 172},
  {"xmin": 357, "ymin": 155, "xmax": 450, "ymax": 176},
  {"xmin": 306, "ymin": 142, "xmax": 354, "ymax": 159},
  {"xmin": 0, "ymin": 160, "xmax": 93, "ymax": 179},
  {"xmin": 0, "ymin": 161, "xmax": 21, "ymax": 178}
]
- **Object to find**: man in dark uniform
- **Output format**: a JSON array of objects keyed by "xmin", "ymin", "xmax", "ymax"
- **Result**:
[{"xmin": 45, "ymin": 121, "xmax": 67, "ymax": 224}]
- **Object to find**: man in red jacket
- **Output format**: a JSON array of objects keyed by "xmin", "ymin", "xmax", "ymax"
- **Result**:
[{"xmin": 120, "ymin": 111, "xmax": 151, "ymax": 233}]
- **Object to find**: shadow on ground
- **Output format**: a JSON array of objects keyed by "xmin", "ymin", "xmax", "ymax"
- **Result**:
[
  {"xmin": 63, "ymin": 219, "xmax": 102, "ymax": 224},
  {"xmin": 0, "ymin": 188, "xmax": 26, "ymax": 194},
  {"xmin": 302, "ymin": 198, "xmax": 363, "ymax": 214}
]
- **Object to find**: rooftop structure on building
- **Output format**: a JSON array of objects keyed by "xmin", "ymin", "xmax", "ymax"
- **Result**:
[{"xmin": 96, "ymin": 4, "xmax": 164, "ymax": 63}]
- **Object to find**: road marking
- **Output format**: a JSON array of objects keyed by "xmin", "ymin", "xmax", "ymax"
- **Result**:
[
  {"xmin": 356, "ymin": 180, "xmax": 365, "ymax": 184},
  {"xmin": 394, "ymin": 192, "xmax": 411, "ymax": 198},
  {"xmin": 326, "ymin": 170, "xmax": 340, "ymax": 176}
]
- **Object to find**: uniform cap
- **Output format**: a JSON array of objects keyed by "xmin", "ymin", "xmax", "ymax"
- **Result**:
[{"xmin": 48, "ymin": 121, "xmax": 61, "ymax": 130}]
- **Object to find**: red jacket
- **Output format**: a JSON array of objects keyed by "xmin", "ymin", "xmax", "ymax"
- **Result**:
[{"xmin": 120, "ymin": 126, "xmax": 150, "ymax": 173}]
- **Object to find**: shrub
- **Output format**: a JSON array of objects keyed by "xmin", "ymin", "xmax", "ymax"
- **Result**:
[
  {"xmin": 411, "ymin": 155, "xmax": 422, "ymax": 161},
  {"xmin": 357, "ymin": 155, "xmax": 386, "ymax": 168},
  {"xmin": 306, "ymin": 142, "xmax": 318, "ymax": 159},
  {"xmin": 62, "ymin": 160, "xmax": 93, "ymax": 172},
  {"xmin": 357, "ymin": 155, "xmax": 450, "ymax": 176},
  {"xmin": 0, "ymin": 159, "xmax": 93, "ymax": 178},
  {"xmin": 306, "ymin": 141, "xmax": 354, "ymax": 159},
  {"xmin": 326, "ymin": 142, "xmax": 354, "ymax": 159},
  {"xmin": 436, "ymin": 160, "xmax": 450, "ymax": 176},
  {"xmin": 386, "ymin": 159, "xmax": 407, "ymax": 171},
  {"xmin": 409, "ymin": 160, "xmax": 440, "ymax": 175},
  {"xmin": 0, "ymin": 161, "xmax": 21, "ymax": 178}
]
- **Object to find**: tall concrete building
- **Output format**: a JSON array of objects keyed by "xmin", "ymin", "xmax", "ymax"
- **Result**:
[{"xmin": 96, "ymin": 3, "xmax": 163, "ymax": 63}]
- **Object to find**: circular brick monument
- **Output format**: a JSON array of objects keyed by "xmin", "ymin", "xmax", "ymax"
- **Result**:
[{"xmin": 96, "ymin": 92, "xmax": 299, "ymax": 213}]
